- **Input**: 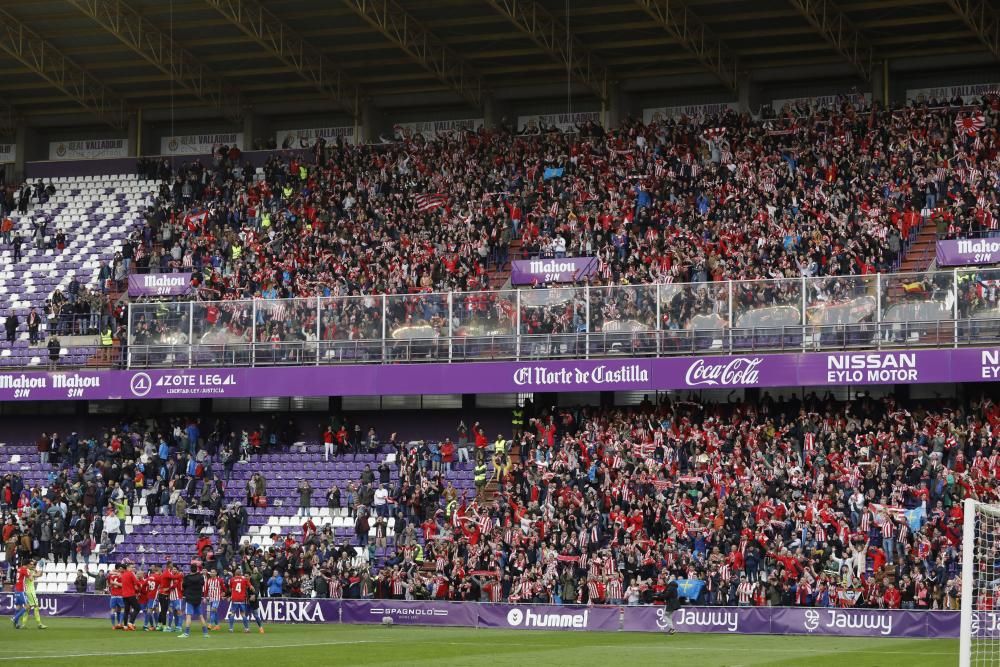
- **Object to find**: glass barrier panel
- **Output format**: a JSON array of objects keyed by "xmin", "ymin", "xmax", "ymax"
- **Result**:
[
  {"xmin": 517, "ymin": 287, "xmax": 586, "ymax": 358},
  {"xmin": 451, "ymin": 289, "xmax": 517, "ymax": 361},
  {"xmin": 659, "ymin": 281, "xmax": 730, "ymax": 354},
  {"xmin": 318, "ymin": 295, "xmax": 384, "ymax": 364},
  {"xmin": 957, "ymin": 267, "xmax": 1000, "ymax": 345},
  {"xmin": 191, "ymin": 300, "xmax": 252, "ymax": 367},
  {"xmin": 385, "ymin": 292, "xmax": 448, "ymax": 361},
  {"xmin": 804, "ymin": 274, "xmax": 878, "ymax": 350},
  {"xmin": 730, "ymin": 278, "xmax": 803, "ymax": 351},
  {"xmin": 586, "ymin": 285, "xmax": 657, "ymax": 356},
  {"xmin": 128, "ymin": 301, "xmax": 193, "ymax": 367},
  {"xmin": 880, "ymin": 270, "xmax": 954, "ymax": 346}
]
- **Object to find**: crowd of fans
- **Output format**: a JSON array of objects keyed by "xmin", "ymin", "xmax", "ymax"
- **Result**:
[
  {"xmin": 116, "ymin": 93, "xmax": 1000, "ymax": 356},
  {"xmin": 2, "ymin": 388, "xmax": 996, "ymax": 610},
  {"xmin": 219, "ymin": 391, "xmax": 991, "ymax": 611},
  {"xmin": 1, "ymin": 415, "xmax": 306, "ymax": 590}
]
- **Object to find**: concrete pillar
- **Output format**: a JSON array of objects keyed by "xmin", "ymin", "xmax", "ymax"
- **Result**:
[
  {"xmin": 14, "ymin": 122, "xmax": 29, "ymax": 182},
  {"xmin": 483, "ymin": 95, "xmax": 499, "ymax": 130},
  {"xmin": 359, "ymin": 102, "xmax": 381, "ymax": 143},
  {"xmin": 127, "ymin": 112, "xmax": 140, "ymax": 157},
  {"xmin": 603, "ymin": 83, "xmax": 624, "ymax": 129},
  {"xmin": 870, "ymin": 62, "xmax": 885, "ymax": 107},
  {"xmin": 242, "ymin": 109, "xmax": 260, "ymax": 150},
  {"xmin": 738, "ymin": 75, "xmax": 755, "ymax": 115}
]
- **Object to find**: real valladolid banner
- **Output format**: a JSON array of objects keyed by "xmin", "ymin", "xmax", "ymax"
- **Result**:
[
  {"xmin": 2, "ymin": 347, "xmax": 1000, "ymax": 402},
  {"xmin": 2, "ymin": 594, "xmax": 990, "ymax": 638}
]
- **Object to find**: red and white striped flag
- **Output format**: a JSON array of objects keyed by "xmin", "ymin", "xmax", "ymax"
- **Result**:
[
  {"xmin": 414, "ymin": 193, "xmax": 448, "ymax": 212},
  {"xmin": 184, "ymin": 211, "xmax": 208, "ymax": 229}
]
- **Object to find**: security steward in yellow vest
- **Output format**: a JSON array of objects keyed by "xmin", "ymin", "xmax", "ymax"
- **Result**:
[{"xmin": 512, "ymin": 407, "xmax": 524, "ymax": 436}]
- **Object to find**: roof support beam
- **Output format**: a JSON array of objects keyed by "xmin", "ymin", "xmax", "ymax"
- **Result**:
[
  {"xmin": 341, "ymin": 0, "xmax": 486, "ymax": 109},
  {"xmin": 632, "ymin": 0, "xmax": 739, "ymax": 91},
  {"xmin": 66, "ymin": 0, "xmax": 243, "ymax": 122},
  {"xmin": 203, "ymin": 0, "xmax": 364, "ymax": 118},
  {"xmin": 482, "ymin": 0, "xmax": 611, "ymax": 102},
  {"xmin": 785, "ymin": 0, "xmax": 873, "ymax": 79},
  {"xmin": 0, "ymin": 9, "xmax": 126, "ymax": 128},
  {"xmin": 944, "ymin": 0, "xmax": 1000, "ymax": 62}
]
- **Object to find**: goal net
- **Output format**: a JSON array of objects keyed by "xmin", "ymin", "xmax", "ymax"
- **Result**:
[{"xmin": 961, "ymin": 498, "xmax": 1000, "ymax": 667}]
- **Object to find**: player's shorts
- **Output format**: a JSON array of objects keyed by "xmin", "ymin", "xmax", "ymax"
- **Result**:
[
  {"xmin": 230, "ymin": 602, "xmax": 247, "ymax": 616},
  {"xmin": 145, "ymin": 599, "xmax": 158, "ymax": 611},
  {"xmin": 170, "ymin": 598, "xmax": 182, "ymax": 611},
  {"xmin": 110, "ymin": 596, "xmax": 124, "ymax": 609},
  {"xmin": 12, "ymin": 592, "xmax": 27, "ymax": 606},
  {"xmin": 184, "ymin": 602, "xmax": 203, "ymax": 616},
  {"xmin": 25, "ymin": 591, "xmax": 38, "ymax": 608}
]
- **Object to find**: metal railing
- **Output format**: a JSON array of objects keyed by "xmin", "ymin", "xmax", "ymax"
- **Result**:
[{"xmin": 121, "ymin": 266, "xmax": 1000, "ymax": 369}]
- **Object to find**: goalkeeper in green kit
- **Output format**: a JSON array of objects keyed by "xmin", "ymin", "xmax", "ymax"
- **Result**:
[{"xmin": 23, "ymin": 561, "xmax": 48, "ymax": 629}]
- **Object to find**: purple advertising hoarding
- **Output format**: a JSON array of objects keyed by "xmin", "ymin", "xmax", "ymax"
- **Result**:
[
  {"xmin": 127, "ymin": 273, "xmax": 193, "ymax": 297},
  {"xmin": 1, "ymin": 347, "xmax": 999, "ymax": 402},
  {"xmin": 510, "ymin": 258, "xmax": 598, "ymax": 285},
  {"xmin": 623, "ymin": 606, "xmax": 967, "ymax": 638},
  {"xmin": 340, "ymin": 600, "xmax": 477, "ymax": 626},
  {"xmin": 0, "ymin": 594, "xmax": 981, "ymax": 638},
  {"xmin": 476, "ymin": 603, "xmax": 620, "ymax": 631},
  {"xmin": 623, "ymin": 606, "xmax": 770, "ymax": 634},
  {"xmin": 936, "ymin": 239, "xmax": 1000, "ymax": 266}
]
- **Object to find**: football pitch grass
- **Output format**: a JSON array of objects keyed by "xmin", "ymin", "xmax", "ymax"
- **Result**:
[{"xmin": 0, "ymin": 618, "xmax": 958, "ymax": 666}]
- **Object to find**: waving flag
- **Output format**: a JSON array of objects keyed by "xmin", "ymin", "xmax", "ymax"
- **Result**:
[
  {"xmin": 676, "ymin": 579, "xmax": 705, "ymax": 600},
  {"xmin": 543, "ymin": 167, "xmax": 564, "ymax": 180},
  {"xmin": 184, "ymin": 210, "xmax": 208, "ymax": 229},
  {"xmin": 414, "ymin": 193, "xmax": 447, "ymax": 212},
  {"xmin": 955, "ymin": 113, "xmax": 985, "ymax": 136},
  {"xmin": 703, "ymin": 127, "xmax": 726, "ymax": 141}
]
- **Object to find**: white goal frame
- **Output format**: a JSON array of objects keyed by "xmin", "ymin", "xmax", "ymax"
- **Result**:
[{"xmin": 960, "ymin": 498, "xmax": 1000, "ymax": 667}]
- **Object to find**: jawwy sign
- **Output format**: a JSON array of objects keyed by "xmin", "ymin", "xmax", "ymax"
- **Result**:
[{"xmin": 936, "ymin": 239, "xmax": 1000, "ymax": 267}]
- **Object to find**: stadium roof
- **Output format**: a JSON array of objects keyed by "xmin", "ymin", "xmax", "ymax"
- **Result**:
[{"xmin": 0, "ymin": 0, "xmax": 998, "ymax": 129}]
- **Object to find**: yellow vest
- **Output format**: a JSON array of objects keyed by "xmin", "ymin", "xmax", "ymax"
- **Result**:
[
  {"xmin": 232, "ymin": 244, "xmax": 242, "ymax": 261},
  {"xmin": 262, "ymin": 212, "xmax": 271, "ymax": 228},
  {"xmin": 494, "ymin": 438, "xmax": 506, "ymax": 453},
  {"xmin": 512, "ymin": 409, "xmax": 523, "ymax": 426},
  {"xmin": 474, "ymin": 465, "xmax": 487, "ymax": 483},
  {"xmin": 282, "ymin": 185, "xmax": 293, "ymax": 199},
  {"xmin": 101, "ymin": 329, "xmax": 113, "ymax": 346},
  {"xmin": 299, "ymin": 165, "xmax": 307, "ymax": 180}
]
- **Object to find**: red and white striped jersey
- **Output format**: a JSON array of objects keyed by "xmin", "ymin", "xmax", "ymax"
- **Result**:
[{"xmin": 204, "ymin": 577, "xmax": 224, "ymax": 601}]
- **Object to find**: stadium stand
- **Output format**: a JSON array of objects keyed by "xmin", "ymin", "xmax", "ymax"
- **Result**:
[
  {"xmin": 3, "ymin": 390, "xmax": 993, "ymax": 608},
  {"xmin": 0, "ymin": 174, "xmax": 156, "ymax": 367}
]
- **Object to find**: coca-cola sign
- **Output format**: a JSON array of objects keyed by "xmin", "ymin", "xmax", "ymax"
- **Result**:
[{"xmin": 684, "ymin": 357, "xmax": 763, "ymax": 387}]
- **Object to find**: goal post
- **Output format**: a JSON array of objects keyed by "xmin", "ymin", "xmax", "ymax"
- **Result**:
[{"xmin": 960, "ymin": 498, "xmax": 1000, "ymax": 667}]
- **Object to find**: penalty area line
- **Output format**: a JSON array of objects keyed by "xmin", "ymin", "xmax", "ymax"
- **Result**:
[{"xmin": 0, "ymin": 639, "xmax": 376, "ymax": 661}]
